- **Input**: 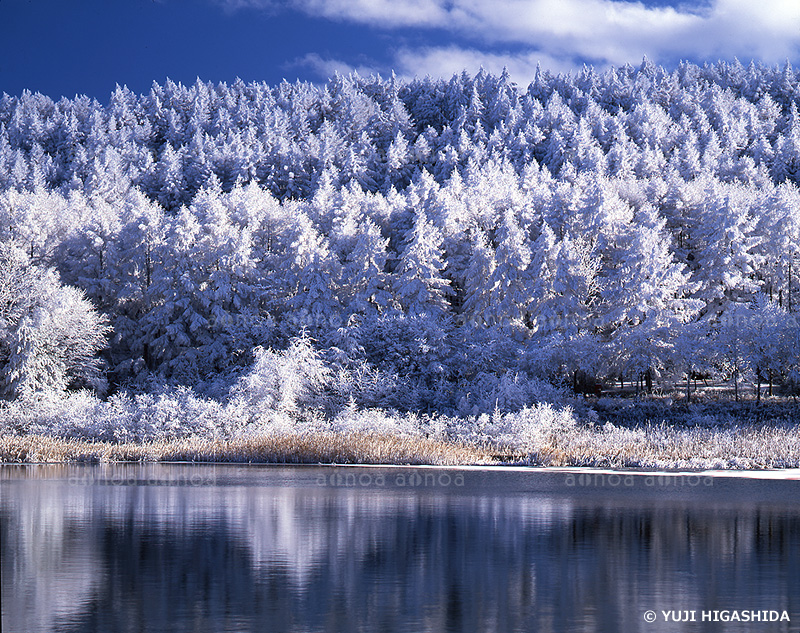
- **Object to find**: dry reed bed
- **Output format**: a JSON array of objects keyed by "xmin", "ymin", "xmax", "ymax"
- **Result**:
[
  {"xmin": 528, "ymin": 422, "xmax": 800, "ymax": 469},
  {"xmin": 2, "ymin": 421, "xmax": 800, "ymax": 469},
  {"xmin": 0, "ymin": 432, "xmax": 497, "ymax": 466}
]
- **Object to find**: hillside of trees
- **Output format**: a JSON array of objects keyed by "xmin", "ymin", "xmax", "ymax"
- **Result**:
[{"xmin": 3, "ymin": 59, "xmax": 800, "ymax": 437}]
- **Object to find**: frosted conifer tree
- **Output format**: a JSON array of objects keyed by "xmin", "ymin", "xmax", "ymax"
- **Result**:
[
  {"xmin": 342, "ymin": 219, "xmax": 391, "ymax": 315},
  {"xmin": 393, "ymin": 210, "xmax": 452, "ymax": 317},
  {"xmin": 691, "ymin": 184, "xmax": 762, "ymax": 309},
  {"xmin": 485, "ymin": 209, "xmax": 533, "ymax": 330},
  {"xmin": 285, "ymin": 210, "xmax": 342, "ymax": 332},
  {"xmin": 602, "ymin": 206, "xmax": 700, "ymax": 382},
  {"xmin": 461, "ymin": 228, "xmax": 497, "ymax": 327}
]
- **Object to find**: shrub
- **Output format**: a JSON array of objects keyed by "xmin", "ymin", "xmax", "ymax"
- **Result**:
[{"xmin": 229, "ymin": 335, "xmax": 330, "ymax": 416}]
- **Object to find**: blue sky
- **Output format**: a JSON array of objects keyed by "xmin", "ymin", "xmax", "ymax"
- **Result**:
[{"xmin": 1, "ymin": 0, "xmax": 799, "ymax": 100}]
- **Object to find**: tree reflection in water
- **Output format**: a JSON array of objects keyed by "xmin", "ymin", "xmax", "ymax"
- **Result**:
[{"xmin": 2, "ymin": 465, "xmax": 799, "ymax": 633}]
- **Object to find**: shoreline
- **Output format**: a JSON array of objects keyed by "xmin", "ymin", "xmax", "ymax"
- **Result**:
[{"xmin": 4, "ymin": 456, "xmax": 800, "ymax": 480}]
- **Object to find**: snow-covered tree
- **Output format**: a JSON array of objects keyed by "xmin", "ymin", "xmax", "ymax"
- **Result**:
[
  {"xmin": 284, "ymin": 210, "xmax": 343, "ymax": 333},
  {"xmin": 484, "ymin": 209, "xmax": 533, "ymax": 330},
  {"xmin": 341, "ymin": 218, "xmax": 391, "ymax": 315},
  {"xmin": 392, "ymin": 210, "xmax": 452, "ymax": 317},
  {"xmin": 3, "ymin": 63, "xmax": 800, "ymax": 402},
  {"xmin": 600, "ymin": 206, "xmax": 700, "ymax": 382},
  {"xmin": 741, "ymin": 294, "xmax": 793, "ymax": 399},
  {"xmin": 712, "ymin": 302, "xmax": 754, "ymax": 401},
  {"xmin": 0, "ymin": 245, "xmax": 108, "ymax": 399},
  {"xmin": 461, "ymin": 228, "xmax": 497, "ymax": 327}
]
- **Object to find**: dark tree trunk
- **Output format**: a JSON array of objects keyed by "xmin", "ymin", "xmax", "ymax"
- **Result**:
[{"xmin": 756, "ymin": 368, "xmax": 761, "ymax": 404}]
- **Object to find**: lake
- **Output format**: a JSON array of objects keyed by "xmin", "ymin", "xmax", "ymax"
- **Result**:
[{"xmin": 1, "ymin": 464, "xmax": 799, "ymax": 632}]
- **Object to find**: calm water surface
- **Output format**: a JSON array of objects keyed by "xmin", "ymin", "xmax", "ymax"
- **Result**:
[{"xmin": 1, "ymin": 464, "xmax": 799, "ymax": 632}]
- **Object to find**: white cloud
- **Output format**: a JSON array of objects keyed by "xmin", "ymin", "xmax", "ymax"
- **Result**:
[
  {"xmin": 689, "ymin": 0, "xmax": 800, "ymax": 62},
  {"xmin": 290, "ymin": 46, "xmax": 582, "ymax": 84},
  {"xmin": 289, "ymin": 53, "xmax": 382, "ymax": 78},
  {"xmin": 446, "ymin": 0, "xmax": 702, "ymax": 64},
  {"xmin": 435, "ymin": 0, "xmax": 799, "ymax": 67},
  {"xmin": 294, "ymin": 0, "xmax": 449, "ymax": 28},
  {"xmin": 215, "ymin": 0, "xmax": 449, "ymax": 26},
  {"xmin": 393, "ymin": 46, "xmax": 577, "ymax": 82},
  {"xmin": 219, "ymin": 0, "xmax": 800, "ymax": 74}
]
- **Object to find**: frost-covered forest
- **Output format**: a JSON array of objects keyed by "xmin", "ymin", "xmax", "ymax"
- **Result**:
[{"xmin": 3, "ymin": 60, "xmax": 800, "ymax": 445}]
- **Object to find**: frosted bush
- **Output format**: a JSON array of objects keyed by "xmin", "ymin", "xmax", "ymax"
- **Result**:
[
  {"xmin": 442, "ymin": 412, "xmax": 494, "ymax": 445},
  {"xmin": 0, "ymin": 386, "xmax": 239, "ymax": 442},
  {"xmin": 325, "ymin": 360, "xmax": 411, "ymax": 413},
  {"xmin": 445, "ymin": 403, "xmax": 580, "ymax": 451},
  {"xmin": 595, "ymin": 397, "xmax": 623, "ymax": 408},
  {"xmin": 133, "ymin": 387, "xmax": 233, "ymax": 439},
  {"xmin": 5, "ymin": 390, "xmax": 137, "ymax": 442},
  {"xmin": 688, "ymin": 413, "xmax": 719, "ymax": 427},
  {"xmin": 454, "ymin": 371, "xmax": 571, "ymax": 415},
  {"xmin": 330, "ymin": 405, "xmax": 422, "ymax": 436},
  {"xmin": 3, "ymin": 391, "xmax": 105, "ymax": 437},
  {"xmin": 508, "ymin": 403, "xmax": 579, "ymax": 451},
  {"xmin": 598, "ymin": 421, "xmax": 648, "ymax": 446},
  {"xmin": 229, "ymin": 336, "xmax": 330, "ymax": 416},
  {"xmin": 418, "ymin": 413, "xmax": 450, "ymax": 440}
]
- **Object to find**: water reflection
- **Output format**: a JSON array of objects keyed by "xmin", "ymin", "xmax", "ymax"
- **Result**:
[{"xmin": 1, "ymin": 465, "xmax": 799, "ymax": 632}]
